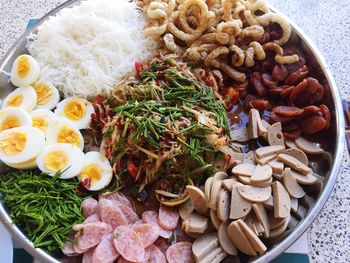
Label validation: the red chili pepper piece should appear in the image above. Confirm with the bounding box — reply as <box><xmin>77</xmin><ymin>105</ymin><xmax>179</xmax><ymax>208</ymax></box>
<box><xmin>127</xmin><ymin>159</ymin><xmax>140</xmax><ymax>181</ymax></box>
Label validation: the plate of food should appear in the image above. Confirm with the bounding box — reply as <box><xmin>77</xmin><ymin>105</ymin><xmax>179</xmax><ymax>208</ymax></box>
<box><xmin>0</xmin><ymin>0</ymin><xmax>344</xmax><ymax>262</ymax></box>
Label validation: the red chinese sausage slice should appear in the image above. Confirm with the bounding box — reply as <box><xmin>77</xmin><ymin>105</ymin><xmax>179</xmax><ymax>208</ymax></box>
<box><xmin>159</xmin><ymin>205</ymin><xmax>179</xmax><ymax>231</ymax></box>
<box><xmin>285</xmin><ymin>65</ymin><xmax>309</xmax><ymax>86</ymax></box>
<box><xmin>251</xmin><ymin>99</ymin><xmax>271</xmax><ymax>111</ymax></box>
<box><xmin>82</xmin><ymin>248</ymin><xmax>95</xmax><ymax>263</ymax></box>
<box><xmin>232</xmin><ymin>79</ymin><xmax>249</xmax><ymax>91</ymax></box>
<box><xmin>84</xmin><ymin>213</ymin><xmax>100</xmax><ymax>223</ymax></box>
<box><xmin>300</xmin><ymin>105</ymin><xmax>321</xmax><ymax>119</ymax></box>
<box><xmin>283</xmin><ymin>129</ymin><xmax>301</xmax><ymax>140</ymax></box>
<box><xmin>272</xmin><ymin>64</ymin><xmax>288</xmax><ymax>82</ymax></box>
<box><xmin>300</xmin><ymin>116</ymin><xmax>327</xmax><ymax>134</ymax></box>
<box><xmin>289</xmin><ymin>79</ymin><xmax>307</xmax><ymax>104</ymax></box>
<box><xmin>262</xmin><ymin>73</ymin><xmax>278</xmax><ymax>89</ymax></box>
<box><xmin>272</xmin><ymin>106</ymin><xmax>304</xmax><ymax>117</ymax></box>
<box><xmin>244</xmin><ymin>94</ymin><xmax>257</xmax><ymax>110</ymax></box>
<box><xmin>251</xmin><ymin>72</ymin><xmax>267</xmax><ymax>96</ymax></box>
<box><xmin>132</xmin><ymin>223</ymin><xmax>160</xmax><ymax>248</ymax></box>
<box><xmin>270</xmin><ymin>112</ymin><xmax>294</xmax><ymax>124</ymax></box>
<box><xmin>280</xmin><ymin>86</ymin><xmax>294</xmax><ymax>98</ymax></box>
<box><xmin>62</xmin><ymin>241</ymin><xmax>79</xmax><ymax>257</ymax></box>
<box><xmin>166</xmin><ymin>242</ymin><xmax>194</xmax><ymax>263</ymax></box>
<box><xmin>147</xmin><ymin>244</ymin><xmax>167</xmax><ymax>263</ymax></box>
<box><xmin>142</xmin><ymin>210</ymin><xmax>173</xmax><ymax>238</ymax></box>
<box><xmin>320</xmin><ymin>104</ymin><xmax>330</xmax><ymax>129</ymax></box>
<box><xmin>93</xmin><ymin>233</ymin><xmax>120</xmax><ymax>263</ymax></box>
<box><xmin>98</xmin><ymin>199</ymin><xmax>128</xmax><ymax>228</ymax></box>
<box><xmin>307</xmin><ymin>78</ymin><xmax>324</xmax><ymax>104</ymax></box>
<box><xmin>82</xmin><ymin>198</ymin><xmax>98</xmax><ymax>218</ymax></box>
<box><xmin>112</xmin><ymin>226</ymin><xmax>145</xmax><ymax>262</ymax></box>
<box><xmin>73</xmin><ymin>222</ymin><xmax>111</xmax><ymax>251</ymax></box>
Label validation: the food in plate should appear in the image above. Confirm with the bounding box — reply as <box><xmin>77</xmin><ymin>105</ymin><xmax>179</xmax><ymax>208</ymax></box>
<box><xmin>10</xmin><ymin>54</ymin><xmax>40</xmax><ymax>87</ymax></box>
<box><xmin>0</xmin><ymin>0</ymin><xmax>335</xmax><ymax>261</ymax></box>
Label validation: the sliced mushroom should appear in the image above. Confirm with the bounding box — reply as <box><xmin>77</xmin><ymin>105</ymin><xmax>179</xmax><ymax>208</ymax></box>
<box><xmin>248</xmin><ymin>109</ymin><xmax>259</xmax><ymax>139</ymax></box>
<box><xmin>243</xmin><ymin>151</ymin><xmax>256</xmax><ymax>164</ymax></box>
<box><xmin>268</xmin><ymin>159</ymin><xmax>284</xmax><ymax>175</ymax></box>
<box><xmin>227</xmin><ymin>220</ymin><xmax>257</xmax><ymax>256</ymax></box>
<box><xmin>282</xmin><ymin>168</ymin><xmax>305</xmax><ymax>198</ymax></box>
<box><xmin>179</xmin><ymin>198</ymin><xmax>195</xmax><ymax>220</ymax></box>
<box><xmin>272</xmin><ymin>181</ymin><xmax>291</xmax><ymax>218</ymax></box>
<box><xmin>232</xmin><ymin>163</ymin><xmax>256</xmax><ymax>177</ymax></box>
<box><xmin>218</xmin><ymin>222</ymin><xmax>238</xmax><ymax>255</ymax></box>
<box><xmin>230</xmin><ymin>183</ymin><xmax>252</xmax><ymax>219</ymax></box>
<box><xmin>204</xmin><ymin>177</ymin><xmax>214</xmax><ymax>204</ymax></box>
<box><xmin>295</xmin><ymin>136</ymin><xmax>324</xmax><ymax>154</ymax></box>
<box><xmin>217</xmin><ymin>189</ymin><xmax>230</xmax><ymax>222</ymax></box>
<box><xmin>252</xmin><ymin>203</ymin><xmax>270</xmax><ymax>238</ymax></box>
<box><xmin>277</xmin><ymin>153</ymin><xmax>311</xmax><ymax>175</ymax></box>
<box><xmin>268</xmin><ymin>122</ymin><xmax>284</xmax><ymax>146</ymax></box>
<box><xmin>213</xmin><ymin>171</ymin><xmax>228</xmax><ymax>181</ymax></box>
<box><xmin>237</xmin><ymin>219</ymin><xmax>267</xmax><ymax>254</ymax></box>
<box><xmin>200</xmin><ymin>247</ymin><xmax>227</xmax><ymax>263</ymax></box>
<box><xmin>290</xmin><ymin>197</ymin><xmax>298</xmax><ymax>213</ymax></box>
<box><xmin>222</xmin><ymin>178</ymin><xmax>238</xmax><ymax>191</ymax></box>
<box><xmin>209</xmin><ymin>180</ymin><xmax>223</xmax><ymax>211</ymax></box>
<box><xmin>285</xmin><ymin>139</ymin><xmax>297</xmax><ymax>148</ymax></box>
<box><xmin>255</xmin><ymin>153</ymin><xmax>277</xmax><ymax>165</ymax></box>
<box><xmin>250</xmin><ymin>177</ymin><xmax>273</xmax><ymax>187</ymax></box>
<box><xmin>256</xmin><ymin>145</ymin><xmax>285</xmax><ymax>159</ymax></box>
<box><xmin>263</xmin><ymin>195</ymin><xmax>274</xmax><ymax>210</ymax></box>
<box><xmin>230</xmin><ymin>128</ymin><xmax>250</xmax><ymax>142</ymax></box>
<box><xmin>250</xmin><ymin>164</ymin><xmax>273</xmax><ymax>183</ymax></box>
<box><xmin>237</xmin><ymin>185</ymin><xmax>272</xmax><ymax>203</ymax></box>
<box><xmin>192</xmin><ymin>232</ymin><xmax>219</xmax><ymax>262</ymax></box>
<box><xmin>186</xmin><ymin>185</ymin><xmax>208</xmax><ymax>215</ymax></box>
<box><xmin>291</xmin><ymin>170</ymin><xmax>317</xmax><ymax>185</ymax></box>
<box><xmin>182</xmin><ymin>212</ymin><xmax>208</xmax><ymax>233</ymax></box>
<box><xmin>282</xmin><ymin>148</ymin><xmax>308</xmax><ymax>165</ymax></box>
<box><xmin>269</xmin><ymin>215</ymin><xmax>290</xmax><ymax>238</ymax></box>
<box><xmin>210</xmin><ymin>208</ymin><xmax>222</xmax><ymax>230</ymax></box>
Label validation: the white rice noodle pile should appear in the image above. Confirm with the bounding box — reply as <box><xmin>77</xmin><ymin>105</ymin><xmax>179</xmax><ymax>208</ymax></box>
<box><xmin>27</xmin><ymin>0</ymin><xmax>158</xmax><ymax>98</ymax></box>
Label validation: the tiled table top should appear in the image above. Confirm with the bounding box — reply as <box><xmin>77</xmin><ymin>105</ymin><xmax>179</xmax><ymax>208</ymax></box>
<box><xmin>1</xmin><ymin>0</ymin><xmax>350</xmax><ymax>262</ymax></box>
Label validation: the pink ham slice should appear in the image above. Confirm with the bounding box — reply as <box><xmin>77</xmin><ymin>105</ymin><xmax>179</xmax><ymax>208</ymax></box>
<box><xmin>158</xmin><ymin>205</ymin><xmax>179</xmax><ymax>230</ymax></box>
<box><xmin>116</xmin><ymin>201</ymin><xmax>139</xmax><ymax>224</ymax></box>
<box><xmin>92</xmin><ymin>233</ymin><xmax>119</xmax><ymax>263</ymax></box>
<box><xmin>82</xmin><ymin>247</ymin><xmax>95</xmax><ymax>263</ymax></box>
<box><xmin>98</xmin><ymin>199</ymin><xmax>128</xmax><ymax>228</ymax></box>
<box><xmin>84</xmin><ymin>213</ymin><xmax>100</xmax><ymax>224</ymax></box>
<box><xmin>62</xmin><ymin>241</ymin><xmax>79</xmax><ymax>257</ymax></box>
<box><xmin>99</xmin><ymin>192</ymin><xmax>132</xmax><ymax>206</ymax></box>
<box><xmin>117</xmin><ymin>248</ymin><xmax>150</xmax><ymax>263</ymax></box>
<box><xmin>142</xmin><ymin>211</ymin><xmax>172</xmax><ymax>239</ymax></box>
<box><xmin>147</xmin><ymin>244</ymin><xmax>167</xmax><ymax>263</ymax></box>
<box><xmin>82</xmin><ymin>198</ymin><xmax>98</xmax><ymax>218</ymax></box>
<box><xmin>166</xmin><ymin>242</ymin><xmax>194</xmax><ymax>263</ymax></box>
<box><xmin>73</xmin><ymin>222</ymin><xmax>111</xmax><ymax>251</ymax></box>
<box><xmin>112</xmin><ymin>226</ymin><xmax>145</xmax><ymax>262</ymax></box>
<box><xmin>131</xmin><ymin>223</ymin><xmax>159</xmax><ymax>248</ymax></box>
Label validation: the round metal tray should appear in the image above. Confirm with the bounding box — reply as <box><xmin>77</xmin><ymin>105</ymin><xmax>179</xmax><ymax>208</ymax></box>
<box><xmin>0</xmin><ymin>1</ymin><xmax>345</xmax><ymax>262</ymax></box>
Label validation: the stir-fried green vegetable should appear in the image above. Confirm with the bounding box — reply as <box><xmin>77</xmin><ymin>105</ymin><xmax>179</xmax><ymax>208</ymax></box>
<box><xmin>0</xmin><ymin>169</ymin><xmax>84</xmax><ymax>253</ymax></box>
<box><xmin>91</xmin><ymin>55</ymin><xmax>237</xmax><ymax>191</ymax></box>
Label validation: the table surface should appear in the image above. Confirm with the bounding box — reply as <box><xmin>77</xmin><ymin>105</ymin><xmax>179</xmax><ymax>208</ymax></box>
<box><xmin>0</xmin><ymin>0</ymin><xmax>350</xmax><ymax>262</ymax></box>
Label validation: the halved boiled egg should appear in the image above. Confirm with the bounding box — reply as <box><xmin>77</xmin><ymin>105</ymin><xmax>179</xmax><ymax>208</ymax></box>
<box><xmin>78</xmin><ymin>151</ymin><xmax>113</xmax><ymax>191</ymax></box>
<box><xmin>46</xmin><ymin>118</ymin><xmax>84</xmax><ymax>150</ymax></box>
<box><xmin>31</xmin><ymin>109</ymin><xmax>55</xmax><ymax>132</ymax></box>
<box><xmin>10</xmin><ymin>54</ymin><xmax>40</xmax><ymax>87</ymax></box>
<box><xmin>1</xmin><ymin>86</ymin><xmax>37</xmax><ymax>112</ymax></box>
<box><xmin>33</xmin><ymin>81</ymin><xmax>60</xmax><ymax>110</ymax></box>
<box><xmin>36</xmin><ymin>143</ymin><xmax>84</xmax><ymax>179</ymax></box>
<box><xmin>54</xmin><ymin>98</ymin><xmax>94</xmax><ymax>129</ymax></box>
<box><xmin>0</xmin><ymin>107</ymin><xmax>32</xmax><ymax>131</ymax></box>
<box><xmin>0</xmin><ymin>126</ymin><xmax>45</xmax><ymax>165</ymax></box>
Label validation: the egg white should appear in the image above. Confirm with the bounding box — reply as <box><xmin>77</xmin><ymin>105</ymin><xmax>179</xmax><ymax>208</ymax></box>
<box><xmin>2</xmin><ymin>86</ymin><xmax>37</xmax><ymax>112</ymax></box>
<box><xmin>79</xmin><ymin>151</ymin><xmax>113</xmax><ymax>191</ymax></box>
<box><xmin>36</xmin><ymin>143</ymin><xmax>84</xmax><ymax>179</ymax></box>
<box><xmin>10</xmin><ymin>55</ymin><xmax>40</xmax><ymax>87</ymax></box>
<box><xmin>45</xmin><ymin>117</ymin><xmax>84</xmax><ymax>150</ymax></box>
<box><xmin>0</xmin><ymin>107</ymin><xmax>32</xmax><ymax>131</ymax></box>
<box><xmin>31</xmin><ymin>109</ymin><xmax>55</xmax><ymax>133</ymax></box>
<box><xmin>54</xmin><ymin>98</ymin><xmax>94</xmax><ymax>129</ymax></box>
<box><xmin>33</xmin><ymin>81</ymin><xmax>60</xmax><ymax>110</ymax></box>
<box><xmin>0</xmin><ymin>126</ymin><xmax>45</xmax><ymax>164</ymax></box>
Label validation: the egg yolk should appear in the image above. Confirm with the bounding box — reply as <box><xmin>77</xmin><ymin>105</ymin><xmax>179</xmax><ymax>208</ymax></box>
<box><xmin>44</xmin><ymin>150</ymin><xmax>69</xmax><ymax>171</ymax></box>
<box><xmin>63</xmin><ymin>99</ymin><xmax>86</xmax><ymax>121</ymax></box>
<box><xmin>57</xmin><ymin>125</ymin><xmax>80</xmax><ymax>147</ymax></box>
<box><xmin>1</xmin><ymin>116</ymin><xmax>21</xmax><ymax>131</ymax></box>
<box><xmin>0</xmin><ymin>132</ymin><xmax>26</xmax><ymax>155</ymax></box>
<box><xmin>33</xmin><ymin>83</ymin><xmax>52</xmax><ymax>105</ymax></box>
<box><xmin>80</xmin><ymin>164</ymin><xmax>102</xmax><ymax>185</ymax></box>
<box><xmin>17</xmin><ymin>56</ymin><xmax>30</xmax><ymax>78</ymax></box>
<box><xmin>6</xmin><ymin>94</ymin><xmax>23</xmax><ymax>107</ymax></box>
<box><xmin>32</xmin><ymin>116</ymin><xmax>49</xmax><ymax>132</ymax></box>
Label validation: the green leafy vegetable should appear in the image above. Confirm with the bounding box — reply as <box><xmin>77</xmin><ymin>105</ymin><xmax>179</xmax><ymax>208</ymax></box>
<box><xmin>0</xmin><ymin>169</ymin><xmax>84</xmax><ymax>253</ymax></box>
